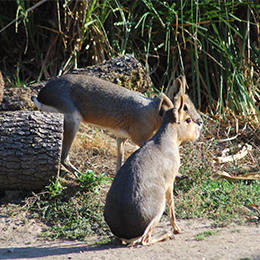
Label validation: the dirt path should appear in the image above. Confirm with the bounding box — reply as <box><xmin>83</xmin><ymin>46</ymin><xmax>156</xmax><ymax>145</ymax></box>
<box><xmin>1</xmin><ymin>216</ymin><xmax>260</xmax><ymax>260</ymax></box>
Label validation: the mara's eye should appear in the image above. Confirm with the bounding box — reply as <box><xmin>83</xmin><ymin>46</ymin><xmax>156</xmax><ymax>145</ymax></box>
<box><xmin>184</xmin><ymin>104</ymin><xmax>188</xmax><ymax>111</ymax></box>
<box><xmin>186</xmin><ymin>118</ymin><xmax>191</xmax><ymax>123</ymax></box>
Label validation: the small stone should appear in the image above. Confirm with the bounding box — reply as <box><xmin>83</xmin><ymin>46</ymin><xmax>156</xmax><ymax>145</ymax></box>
<box><xmin>8</xmin><ymin>247</ymin><xmax>14</xmax><ymax>253</ymax></box>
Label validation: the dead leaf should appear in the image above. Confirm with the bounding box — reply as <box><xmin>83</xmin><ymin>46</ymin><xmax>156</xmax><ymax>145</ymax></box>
<box><xmin>213</xmin><ymin>144</ymin><xmax>252</xmax><ymax>164</ymax></box>
<box><xmin>212</xmin><ymin>170</ymin><xmax>260</xmax><ymax>180</ymax></box>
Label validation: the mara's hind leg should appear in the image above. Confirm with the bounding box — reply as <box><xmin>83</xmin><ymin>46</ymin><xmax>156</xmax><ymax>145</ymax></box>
<box><xmin>140</xmin><ymin>212</ymin><xmax>173</xmax><ymax>246</ymax></box>
<box><xmin>142</xmin><ymin>229</ymin><xmax>173</xmax><ymax>246</ymax></box>
<box><xmin>116</xmin><ymin>137</ymin><xmax>127</xmax><ymax>173</ymax></box>
<box><xmin>141</xmin><ymin>221</ymin><xmax>173</xmax><ymax>246</ymax></box>
<box><xmin>61</xmin><ymin>111</ymin><xmax>82</xmax><ymax>175</ymax></box>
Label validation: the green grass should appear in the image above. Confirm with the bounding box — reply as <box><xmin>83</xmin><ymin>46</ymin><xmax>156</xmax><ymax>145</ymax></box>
<box><xmin>175</xmin><ymin>178</ymin><xmax>260</xmax><ymax>222</ymax></box>
<box><xmin>27</xmin><ymin>170</ymin><xmax>111</xmax><ymax>241</ymax></box>
<box><xmin>194</xmin><ymin>230</ymin><xmax>220</xmax><ymax>241</ymax></box>
<box><xmin>174</xmin><ymin>139</ymin><xmax>260</xmax><ymax>226</ymax></box>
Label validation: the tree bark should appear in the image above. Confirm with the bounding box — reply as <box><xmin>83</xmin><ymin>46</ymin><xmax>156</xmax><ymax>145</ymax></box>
<box><xmin>0</xmin><ymin>111</ymin><xmax>63</xmax><ymax>192</ymax></box>
<box><xmin>0</xmin><ymin>71</ymin><xmax>4</xmax><ymax>105</ymax></box>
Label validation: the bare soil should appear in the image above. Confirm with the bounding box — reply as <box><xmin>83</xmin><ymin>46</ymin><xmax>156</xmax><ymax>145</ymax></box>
<box><xmin>0</xmin><ymin>211</ymin><xmax>260</xmax><ymax>260</ymax></box>
<box><xmin>1</xmin><ymin>122</ymin><xmax>260</xmax><ymax>260</ymax></box>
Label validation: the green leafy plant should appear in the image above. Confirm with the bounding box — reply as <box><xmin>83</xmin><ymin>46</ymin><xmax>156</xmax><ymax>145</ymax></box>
<box><xmin>75</xmin><ymin>169</ymin><xmax>112</xmax><ymax>192</ymax></box>
<box><xmin>45</xmin><ymin>177</ymin><xmax>64</xmax><ymax>199</ymax></box>
<box><xmin>7</xmin><ymin>62</ymin><xmax>33</xmax><ymax>88</ymax></box>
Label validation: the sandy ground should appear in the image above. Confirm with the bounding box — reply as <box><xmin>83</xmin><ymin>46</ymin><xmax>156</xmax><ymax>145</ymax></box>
<box><xmin>0</xmin><ymin>211</ymin><xmax>260</xmax><ymax>260</ymax></box>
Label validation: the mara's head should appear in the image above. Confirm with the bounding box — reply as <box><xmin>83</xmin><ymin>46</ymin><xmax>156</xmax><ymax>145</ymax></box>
<box><xmin>167</xmin><ymin>76</ymin><xmax>203</xmax><ymax>133</ymax></box>
<box><xmin>165</xmin><ymin>95</ymin><xmax>202</xmax><ymax>145</ymax></box>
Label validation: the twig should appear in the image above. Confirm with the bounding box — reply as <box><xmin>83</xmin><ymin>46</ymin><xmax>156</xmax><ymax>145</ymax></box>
<box><xmin>217</xmin><ymin>135</ymin><xmax>238</xmax><ymax>143</ymax></box>
<box><xmin>198</xmin><ymin>111</ymin><xmax>215</xmax><ymax>122</ymax></box>
<box><xmin>213</xmin><ymin>144</ymin><xmax>252</xmax><ymax>164</ymax></box>
<box><xmin>0</xmin><ymin>0</ymin><xmax>48</xmax><ymax>34</ymax></box>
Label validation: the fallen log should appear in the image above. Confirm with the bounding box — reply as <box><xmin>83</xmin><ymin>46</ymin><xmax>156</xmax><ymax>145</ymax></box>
<box><xmin>0</xmin><ymin>111</ymin><xmax>63</xmax><ymax>192</ymax></box>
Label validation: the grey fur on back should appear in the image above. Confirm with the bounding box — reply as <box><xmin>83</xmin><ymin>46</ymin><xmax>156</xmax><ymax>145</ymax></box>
<box><xmin>37</xmin><ymin>74</ymin><xmax>159</xmax><ymax>127</ymax></box>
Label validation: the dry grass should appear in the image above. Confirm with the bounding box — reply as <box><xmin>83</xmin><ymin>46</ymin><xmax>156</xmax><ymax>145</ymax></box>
<box><xmin>66</xmin><ymin>113</ymin><xmax>260</xmax><ymax>182</ymax></box>
<box><xmin>68</xmin><ymin>124</ymin><xmax>138</xmax><ymax>178</ymax></box>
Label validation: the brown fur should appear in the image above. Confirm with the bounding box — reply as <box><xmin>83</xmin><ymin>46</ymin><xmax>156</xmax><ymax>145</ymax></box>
<box><xmin>32</xmin><ymin>74</ymin><xmax>202</xmax><ymax>174</ymax></box>
<box><xmin>104</xmin><ymin>95</ymin><xmax>202</xmax><ymax>246</ymax></box>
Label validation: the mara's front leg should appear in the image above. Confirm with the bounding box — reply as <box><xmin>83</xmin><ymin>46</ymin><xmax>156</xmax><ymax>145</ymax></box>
<box><xmin>166</xmin><ymin>181</ymin><xmax>181</xmax><ymax>234</ymax></box>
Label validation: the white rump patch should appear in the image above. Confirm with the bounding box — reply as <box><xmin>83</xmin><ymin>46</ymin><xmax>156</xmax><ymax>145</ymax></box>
<box><xmin>33</xmin><ymin>97</ymin><xmax>59</xmax><ymax>113</ymax></box>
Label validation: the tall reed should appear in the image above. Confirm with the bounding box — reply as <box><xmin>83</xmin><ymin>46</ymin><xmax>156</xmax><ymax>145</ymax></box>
<box><xmin>0</xmin><ymin>0</ymin><xmax>259</xmax><ymax>121</ymax></box>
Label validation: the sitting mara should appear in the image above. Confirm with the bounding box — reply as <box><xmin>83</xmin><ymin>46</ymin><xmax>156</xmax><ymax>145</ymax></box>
<box><xmin>104</xmin><ymin>93</ymin><xmax>202</xmax><ymax>246</ymax></box>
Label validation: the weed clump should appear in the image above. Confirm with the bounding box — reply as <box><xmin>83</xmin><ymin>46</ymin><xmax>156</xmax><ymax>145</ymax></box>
<box><xmin>28</xmin><ymin>170</ymin><xmax>111</xmax><ymax>240</ymax></box>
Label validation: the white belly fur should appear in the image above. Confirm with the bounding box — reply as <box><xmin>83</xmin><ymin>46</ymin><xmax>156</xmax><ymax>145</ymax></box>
<box><xmin>88</xmin><ymin>123</ymin><xmax>131</xmax><ymax>139</ymax></box>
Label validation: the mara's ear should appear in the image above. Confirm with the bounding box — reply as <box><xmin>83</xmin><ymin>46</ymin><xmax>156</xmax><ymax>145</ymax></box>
<box><xmin>175</xmin><ymin>95</ymin><xmax>184</xmax><ymax>124</ymax></box>
<box><xmin>166</xmin><ymin>75</ymin><xmax>187</xmax><ymax>101</ymax></box>
<box><xmin>159</xmin><ymin>93</ymin><xmax>174</xmax><ymax>117</ymax></box>
<box><xmin>178</xmin><ymin>75</ymin><xmax>187</xmax><ymax>92</ymax></box>
<box><xmin>171</xmin><ymin>108</ymin><xmax>179</xmax><ymax>124</ymax></box>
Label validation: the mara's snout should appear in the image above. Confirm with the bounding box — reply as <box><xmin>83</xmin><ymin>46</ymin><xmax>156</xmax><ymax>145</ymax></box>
<box><xmin>195</xmin><ymin>119</ymin><xmax>203</xmax><ymax>139</ymax></box>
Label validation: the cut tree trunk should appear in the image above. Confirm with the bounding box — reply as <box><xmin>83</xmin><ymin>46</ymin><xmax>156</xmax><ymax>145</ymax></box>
<box><xmin>0</xmin><ymin>111</ymin><xmax>63</xmax><ymax>192</ymax></box>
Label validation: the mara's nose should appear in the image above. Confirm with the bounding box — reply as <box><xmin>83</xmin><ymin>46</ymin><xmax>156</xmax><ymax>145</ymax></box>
<box><xmin>196</xmin><ymin>119</ymin><xmax>203</xmax><ymax>127</ymax></box>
